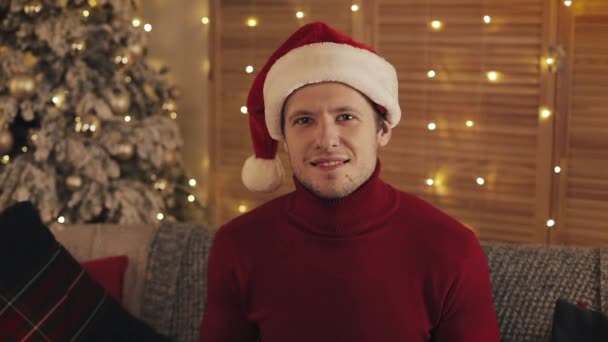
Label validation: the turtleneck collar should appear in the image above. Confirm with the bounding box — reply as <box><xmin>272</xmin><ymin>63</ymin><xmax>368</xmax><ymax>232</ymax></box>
<box><xmin>285</xmin><ymin>160</ymin><xmax>400</xmax><ymax>237</ymax></box>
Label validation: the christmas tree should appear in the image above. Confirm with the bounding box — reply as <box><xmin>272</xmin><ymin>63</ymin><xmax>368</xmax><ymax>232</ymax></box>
<box><xmin>0</xmin><ymin>0</ymin><xmax>206</xmax><ymax>225</ymax></box>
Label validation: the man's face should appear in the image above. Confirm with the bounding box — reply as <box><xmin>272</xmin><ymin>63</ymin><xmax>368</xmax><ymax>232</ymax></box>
<box><xmin>282</xmin><ymin>82</ymin><xmax>392</xmax><ymax>199</ymax></box>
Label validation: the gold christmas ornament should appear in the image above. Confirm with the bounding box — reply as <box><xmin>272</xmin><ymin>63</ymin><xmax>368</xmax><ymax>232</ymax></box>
<box><xmin>51</xmin><ymin>88</ymin><xmax>68</xmax><ymax>110</ymax></box>
<box><xmin>115</xmin><ymin>142</ymin><xmax>135</xmax><ymax>160</ymax></box>
<box><xmin>162</xmin><ymin>149</ymin><xmax>178</xmax><ymax>166</ymax></box>
<box><xmin>0</xmin><ymin>130</ymin><xmax>14</xmax><ymax>155</ymax></box>
<box><xmin>143</xmin><ymin>83</ymin><xmax>156</xmax><ymax>99</ymax></box>
<box><xmin>23</xmin><ymin>1</ymin><xmax>44</xmax><ymax>17</ymax></box>
<box><xmin>128</xmin><ymin>43</ymin><xmax>145</xmax><ymax>60</ymax></box>
<box><xmin>154</xmin><ymin>178</ymin><xmax>169</xmax><ymax>193</ymax></box>
<box><xmin>162</xmin><ymin>99</ymin><xmax>177</xmax><ymax>112</ymax></box>
<box><xmin>75</xmin><ymin>113</ymin><xmax>102</xmax><ymax>138</ymax></box>
<box><xmin>24</xmin><ymin>52</ymin><xmax>38</xmax><ymax>67</ymax></box>
<box><xmin>70</xmin><ymin>40</ymin><xmax>86</xmax><ymax>55</ymax></box>
<box><xmin>27</xmin><ymin>129</ymin><xmax>39</xmax><ymax>146</ymax></box>
<box><xmin>108</xmin><ymin>91</ymin><xmax>131</xmax><ymax>114</ymax></box>
<box><xmin>8</xmin><ymin>75</ymin><xmax>37</xmax><ymax>100</ymax></box>
<box><xmin>65</xmin><ymin>174</ymin><xmax>83</xmax><ymax>191</ymax></box>
<box><xmin>113</xmin><ymin>48</ymin><xmax>134</xmax><ymax>71</ymax></box>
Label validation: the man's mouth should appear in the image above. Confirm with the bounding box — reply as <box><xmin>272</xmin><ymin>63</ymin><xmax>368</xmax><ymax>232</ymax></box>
<box><xmin>310</xmin><ymin>159</ymin><xmax>350</xmax><ymax>167</ymax></box>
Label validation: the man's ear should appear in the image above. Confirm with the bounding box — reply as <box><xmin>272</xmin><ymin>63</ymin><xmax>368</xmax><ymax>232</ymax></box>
<box><xmin>283</xmin><ymin>139</ymin><xmax>289</xmax><ymax>153</ymax></box>
<box><xmin>377</xmin><ymin>120</ymin><xmax>392</xmax><ymax>147</ymax></box>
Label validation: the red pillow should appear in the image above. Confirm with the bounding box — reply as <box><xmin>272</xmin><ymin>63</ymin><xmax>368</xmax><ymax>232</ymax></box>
<box><xmin>82</xmin><ymin>255</ymin><xmax>129</xmax><ymax>302</ymax></box>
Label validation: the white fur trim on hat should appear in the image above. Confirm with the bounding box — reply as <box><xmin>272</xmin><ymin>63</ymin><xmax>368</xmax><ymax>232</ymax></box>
<box><xmin>263</xmin><ymin>42</ymin><xmax>401</xmax><ymax>141</ymax></box>
<box><xmin>241</xmin><ymin>155</ymin><xmax>285</xmax><ymax>192</ymax></box>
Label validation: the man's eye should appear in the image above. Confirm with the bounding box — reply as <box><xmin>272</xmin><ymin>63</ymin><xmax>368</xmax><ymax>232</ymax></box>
<box><xmin>294</xmin><ymin>117</ymin><xmax>312</xmax><ymax>125</ymax></box>
<box><xmin>338</xmin><ymin>114</ymin><xmax>355</xmax><ymax>121</ymax></box>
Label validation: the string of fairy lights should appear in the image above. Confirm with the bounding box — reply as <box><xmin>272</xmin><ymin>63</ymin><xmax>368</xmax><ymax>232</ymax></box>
<box><xmin>108</xmin><ymin>1</ymin><xmax>572</xmax><ymax>222</ymax></box>
<box><xmin>418</xmin><ymin>0</ymin><xmax>572</xmax><ymax>230</ymax></box>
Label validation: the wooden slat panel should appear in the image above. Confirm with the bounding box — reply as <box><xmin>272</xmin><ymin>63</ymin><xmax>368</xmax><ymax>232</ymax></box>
<box><xmin>377</xmin><ymin>0</ymin><xmax>545</xmax><ymax>243</ymax></box>
<box><xmin>554</xmin><ymin>9</ymin><xmax>608</xmax><ymax>246</ymax></box>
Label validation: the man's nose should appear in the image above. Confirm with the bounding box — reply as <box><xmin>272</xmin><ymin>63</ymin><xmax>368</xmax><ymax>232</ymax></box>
<box><xmin>315</xmin><ymin>117</ymin><xmax>340</xmax><ymax>150</ymax></box>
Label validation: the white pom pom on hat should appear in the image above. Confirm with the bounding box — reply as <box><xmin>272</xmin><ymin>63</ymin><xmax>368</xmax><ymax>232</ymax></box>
<box><xmin>242</xmin><ymin>21</ymin><xmax>401</xmax><ymax>192</ymax></box>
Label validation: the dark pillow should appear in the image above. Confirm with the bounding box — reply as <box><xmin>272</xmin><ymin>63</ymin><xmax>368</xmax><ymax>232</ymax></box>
<box><xmin>0</xmin><ymin>201</ymin><xmax>172</xmax><ymax>341</ymax></box>
<box><xmin>551</xmin><ymin>298</ymin><xmax>608</xmax><ymax>342</ymax></box>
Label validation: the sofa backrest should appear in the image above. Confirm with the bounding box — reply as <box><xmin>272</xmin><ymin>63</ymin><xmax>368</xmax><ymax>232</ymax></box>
<box><xmin>53</xmin><ymin>222</ymin><xmax>608</xmax><ymax>342</ymax></box>
<box><xmin>51</xmin><ymin>223</ymin><xmax>158</xmax><ymax>318</ymax></box>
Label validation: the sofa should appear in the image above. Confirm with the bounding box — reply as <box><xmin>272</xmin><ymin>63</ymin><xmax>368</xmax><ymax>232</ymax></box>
<box><xmin>50</xmin><ymin>222</ymin><xmax>608</xmax><ymax>342</ymax></box>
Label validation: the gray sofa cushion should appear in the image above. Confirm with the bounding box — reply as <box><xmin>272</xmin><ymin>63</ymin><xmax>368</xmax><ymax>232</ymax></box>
<box><xmin>139</xmin><ymin>224</ymin><xmax>608</xmax><ymax>342</ymax></box>
<box><xmin>141</xmin><ymin>222</ymin><xmax>214</xmax><ymax>342</ymax></box>
<box><xmin>482</xmin><ymin>242</ymin><xmax>608</xmax><ymax>342</ymax></box>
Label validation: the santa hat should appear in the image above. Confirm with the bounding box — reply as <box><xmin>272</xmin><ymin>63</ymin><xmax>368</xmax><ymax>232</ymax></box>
<box><xmin>242</xmin><ymin>21</ymin><xmax>401</xmax><ymax>192</ymax></box>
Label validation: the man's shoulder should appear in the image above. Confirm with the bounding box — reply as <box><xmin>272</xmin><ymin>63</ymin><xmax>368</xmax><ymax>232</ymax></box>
<box><xmin>217</xmin><ymin>192</ymin><xmax>291</xmax><ymax>237</ymax></box>
<box><xmin>392</xmin><ymin>188</ymin><xmax>478</xmax><ymax>250</ymax></box>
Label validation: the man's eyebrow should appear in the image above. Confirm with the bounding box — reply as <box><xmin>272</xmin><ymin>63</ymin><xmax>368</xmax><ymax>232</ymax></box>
<box><xmin>330</xmin><ymin>106</ymin><xmax>359</xmax><ymax>114</ymax></box>
<box><xmin>286</xmin><ymin>109</ymin><xmax>314</xmax><ymax>120</ymax></box>
<box><xmin>286</xmin><ymin>106</ymin><xmax>360</xmax><ymax>120</ymax></box>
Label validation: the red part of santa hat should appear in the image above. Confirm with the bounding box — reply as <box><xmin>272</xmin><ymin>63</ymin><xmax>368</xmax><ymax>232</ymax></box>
<box><xmin>242</xmin><ymin>21</ymin><xmax>401</xmax><ymax>192</ymax></box>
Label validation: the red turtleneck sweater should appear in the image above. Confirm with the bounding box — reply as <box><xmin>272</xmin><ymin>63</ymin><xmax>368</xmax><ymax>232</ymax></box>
<box><xmin>200</xmin><ymin>164</ymin><xmax>500</xmax><ymax>341</ymax></box>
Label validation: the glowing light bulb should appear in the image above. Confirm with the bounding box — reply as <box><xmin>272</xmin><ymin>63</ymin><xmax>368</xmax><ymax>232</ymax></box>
<box><xmin>57</xmin><ymin>216</ymin><xmax>66</xmax><ymax>224</ymax></box>
<box><xmin>426</xmin><ymin>178</ymin><xmax>435</xmax><ymax>186</ymax></box>
<box><xmin>466</xmin><ymin>120</ymin><xmax>475</xmax><ymax>127</ymax></box>
<box><xmin>431</xmin><ymin>20</ymin><xmax>442</xmax><ymax>30</ymax></box>
<box><xmin>82</xmin><ymin>9</ymin><xmax>90</xmax><ymax>17</ymax></box>
<box><xmin>483</xmin><ymin>15</ymin><xmax>491</xmax><ymax>24</ymax></box>
<box><xmin>170</xmin><ymin>112</ymin><xmax>178</xmax><ymax>120</ymax></box>
<box><xmin>427</xmin><ymin>122</ymin><xmax>437</xmax><ymax>131</ymax></box>
<box><xmin>246</xmin><ymin>17</ymin><xmax>258</xmax><ymax>27</ymax></box>
<box><xmin>156</xmin><ymin>212</ymin><xmax>165</xmax><ymax>221</ymax></box>
<box><xmin>21</xmin><ymin>146</ymin><xmax>27</xmax><ymax>153</ymax></box>
<box><xmin>540</xmin><ymin>108</ymin><xmax>552</xmax><ymax>119</ymax></box>
<box><xmin>187</xmin><ymin>195</ymin><xmax>196</xmax><ymax>203</ymax></box>
<box><xmin>547</xmin><ymin>219</ymin><xmax>556</xmax><ymax>227</ymax></box>
<box><xmin>246</xmin><ymin>65</ymin><xmax>254</xmax><ymax>74</ymax></box>
<box><xmin>124</xmin><ymin>115</ymin><xmax>131</xmax><ymax>122</ymax></box>
<box><xmin>476</xmin><ymin>177</ymin><xmax>485</xmax><ymax>186</ymax></box>
<box><xmin>554</xmin><ymin>166</ymin><xmax>562</xmax><ymax>174</ymax></box>
<box><xmin>238</xmin><ymin>204</ymin><xmax>248</xmax><ymax>213</ymax></box>
<box><xmin>351</xmin><ymin>4</ymin><xmax>359</xmax><ymax>12</ymax></box>
<box><xmin>189</xmin><ymin>178</ymin><xmax>197</xmax><ymax>187</ymax></box>
<box><xmin>1</xmin><ymin>155</ymin><xmax>9</xmax><ymax>164</ymax></box>
<box><xmin>51</xmin><ymin>92</ymin><xmax>65</xmax><ymax>107</ymax></box>
<box><xmin>545</xmin><ymin>57</ymin><xmax>555</xmax><ymax>65</ymax></box>
<box><xmin>427</xmin><ymin>70</ymin><xmax>436</xmax><ymax>78</ymax></box>
<box><xmin>564</xmin><ymin>0</ymin><xmax>572</xmax><ymax>6</ymax></box>
<box><xmin>486</xmin><ymin>71</ymin><xmax>499</xmax><ymax>82</ymax></box>
<box><xmin>144</xmin><ymin>23</ymin><xmax>152</xmax><ymax>32</ymax></box>
<box><xmin>132</xmin><ymin>18</ymin><xmax>141</xmax><ymax>27</ymax></box>
<box><xmin>201</xmin><ymin>17</ymin><xmax>210</xmax><ymax>25</ymax></box>
<box><xmin>296</xmin><ymin>11</ymin><xmax>304</xmax><ymax>18</ymax></box>
<box><xmin>240</xmin><ymin>106</ymin><xmax>248</xmax><ymax>114</ymax></box>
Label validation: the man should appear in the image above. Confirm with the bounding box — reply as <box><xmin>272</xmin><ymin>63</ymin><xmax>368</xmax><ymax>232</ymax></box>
<box><xmin>200</xmin><ymin>22</ymin><xmax>500</xmax><ymax>341</ymax></box>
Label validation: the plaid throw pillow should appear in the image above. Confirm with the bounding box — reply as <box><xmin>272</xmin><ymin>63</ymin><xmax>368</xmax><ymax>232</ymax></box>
<box><xmin>0</xmin><ymin>201</ymin><xmax>171</xmax><ymax>341</ymax></box>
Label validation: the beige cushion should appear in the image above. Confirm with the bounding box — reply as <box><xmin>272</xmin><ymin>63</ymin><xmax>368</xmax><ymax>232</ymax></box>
<box><xmin>50</xmin><ymin>224</ymin><xmax>157</xmax><ymax>318</ymax></box>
